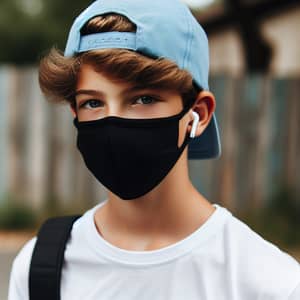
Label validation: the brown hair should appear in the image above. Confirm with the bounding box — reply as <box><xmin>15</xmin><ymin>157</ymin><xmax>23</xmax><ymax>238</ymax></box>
<box><xmin>38</xmin><ymin>14</ymin><xmax>200</xmax><ymax>111</ymax></box>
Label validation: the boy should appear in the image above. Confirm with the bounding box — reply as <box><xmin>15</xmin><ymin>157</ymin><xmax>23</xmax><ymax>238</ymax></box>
<box><xmin>8</xmin><ymin>0</ymin><xmax>300</xmax><ymax>299</ymax></box>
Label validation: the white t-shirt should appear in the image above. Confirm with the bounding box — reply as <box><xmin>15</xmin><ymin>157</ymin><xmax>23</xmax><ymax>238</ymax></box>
<box><xmin>8</xmin><ymin>200</ymin><xmax>300</xmax><ymax>300</ymax></box>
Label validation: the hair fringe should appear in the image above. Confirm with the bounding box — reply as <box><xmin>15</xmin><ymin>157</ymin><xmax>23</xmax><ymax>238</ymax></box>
<box><xmin>38</xmin><ymin>14</ymin><xmax>200</xmax><ymax>109</ymax></box>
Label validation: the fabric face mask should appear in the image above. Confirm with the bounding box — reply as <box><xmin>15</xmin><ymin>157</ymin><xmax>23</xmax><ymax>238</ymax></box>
<box><xmin>73</xmin><ymin>104</ymin><xmax>194</xmax><ymax>200</ymax></box>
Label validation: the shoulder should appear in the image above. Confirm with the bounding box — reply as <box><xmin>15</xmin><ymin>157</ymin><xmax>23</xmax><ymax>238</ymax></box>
<box><xmin>11</xmin><ymin>236</ymin><xmax>37</xmax><ymax>281</ymax></box>
<box><xmin>8</xmin><ymin>237</ymin><xmax>37</xmax><ymax>300</ymax></box>
<box><xmin>289</xmin><ymin>281</ymin><xmax>300</xmax><ymax>300</ymax></box>
<box><xmin>8</xmin><ymin>214</ymin><xmax>85</xmax><ymax>300</ymax></box>
<box><xmin>224</xmin><ymin>214</ymin><xmax>300</xmax><ymax>298</ymax></box>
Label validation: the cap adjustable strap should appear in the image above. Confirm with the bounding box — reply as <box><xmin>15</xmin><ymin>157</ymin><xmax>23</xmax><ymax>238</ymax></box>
<box><xmin>29</xmin><ymin>215</ymin><xmax>82</xmax><ymax>300</ymax></box>
<box><xmin>79</xmin><ymin>32</ymin><xmax>137</xmax><ymax>53</ymax></box>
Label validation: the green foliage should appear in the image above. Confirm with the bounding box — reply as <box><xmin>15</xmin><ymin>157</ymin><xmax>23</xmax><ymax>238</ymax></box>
<box><xmin>239</xmin><ymin>185</ymin><xmax>300</xmax><ymax>248</ymax></box>
<box><xmin>262</xmin><ymin>185</ymin><xmax>300</xmax><ymax>246</ymax></box>
<box><xmin>0</xmin><ymin>0</ymin><xmax>94</xmax><ymax>65</ymax></box>
<box><xmin>0</xmin><ymin>199</ymin><xmax>38</xmax><ymax>230</ymax></box>
<box><xmin>33</xmin><ymin>194</ymin><xmax>87</xmax><ymax>228</ymax></box>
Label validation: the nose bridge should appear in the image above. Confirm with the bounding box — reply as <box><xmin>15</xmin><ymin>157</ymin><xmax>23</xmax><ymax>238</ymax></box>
<box><xmin>106</xmin><ymin>98</ymin><xmax>123</xmax><ymax>117</ymax></box>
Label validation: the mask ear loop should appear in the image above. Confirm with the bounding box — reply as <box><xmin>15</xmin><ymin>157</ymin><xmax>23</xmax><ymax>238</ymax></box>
<box><xmin>190</xmin><ymin>111</ymin><xmax>199</xmax><ymax>138</ymax></box>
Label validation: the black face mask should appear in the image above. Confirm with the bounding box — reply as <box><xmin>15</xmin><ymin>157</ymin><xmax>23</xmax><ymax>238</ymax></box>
<box><xmin>73</xmin><ymin>104</ymin><xmax>193</xmax><ymax>200</ymax></box>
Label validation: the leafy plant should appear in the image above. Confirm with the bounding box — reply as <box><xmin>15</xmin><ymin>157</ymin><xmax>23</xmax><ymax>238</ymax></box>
<box><xmin>0</xmin><ymin>200</ymin><xmax>37</xmax><ymax>230</ymax></box>
<box><xmin>239</xmin><ymin>185</ymin><xmax>300</xmax><ymax>248</ymax></box>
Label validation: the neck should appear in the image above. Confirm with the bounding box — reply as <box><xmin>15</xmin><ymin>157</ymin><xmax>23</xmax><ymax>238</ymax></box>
<box><xmin>94</xmin><ymin>150</ymin><xmax>215</xmax><ymax>241</ymax></box>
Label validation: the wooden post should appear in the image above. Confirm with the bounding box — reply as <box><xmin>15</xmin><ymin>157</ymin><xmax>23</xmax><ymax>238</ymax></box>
<box><xmin>0</xmin><ymin>67</ymin><xmax>9</xmax><ymax>204</ymax></box>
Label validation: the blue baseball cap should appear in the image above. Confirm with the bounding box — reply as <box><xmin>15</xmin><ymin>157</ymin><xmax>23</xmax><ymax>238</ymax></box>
<box><xmin>64</xmin><ymin>0</ymin><xmax>221</xmax><ymax>159</ymax></box>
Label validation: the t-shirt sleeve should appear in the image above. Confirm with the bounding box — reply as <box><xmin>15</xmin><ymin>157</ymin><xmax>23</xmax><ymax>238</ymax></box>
<box><xmin>228</xmin><ymin>216</ymin><xmax>300</xmax><ymax>299</ymax></box>
<box><xmin>8</xmin><ymin>237</ymin><xmax>37</xmax><ymax>300</ymax></box>
<box><xmin>289</xmin><ymin>280</ymin><xmax>300</xmax><ymax>300</ymax></box>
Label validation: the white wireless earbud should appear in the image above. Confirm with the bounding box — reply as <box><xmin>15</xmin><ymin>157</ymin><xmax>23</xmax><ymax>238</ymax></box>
<box><xmin>190</xmin><ymin>111</ymin><xmax>199</xmax><ymax>138</ymax></box>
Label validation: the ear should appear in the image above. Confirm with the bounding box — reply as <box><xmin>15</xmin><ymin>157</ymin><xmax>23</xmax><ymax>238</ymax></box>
<box><xmin>69</xmin><ymin>103</ymin><xmax>77</xmax><ymax>118</ymax></box>
<box><xmin>187</xmin><ymin>91</ymin><xmax>216</xmax><ymax>138</ymax></box>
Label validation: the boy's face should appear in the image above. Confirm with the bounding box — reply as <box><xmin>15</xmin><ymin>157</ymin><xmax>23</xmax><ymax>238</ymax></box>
<box><xmin>72</xmin><ymin>64</ymin><xmax>184</xmax><ymax>122</ymax></box>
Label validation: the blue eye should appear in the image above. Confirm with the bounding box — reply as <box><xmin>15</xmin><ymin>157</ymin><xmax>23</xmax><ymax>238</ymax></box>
<box><xmin>135</xmin><ymin>96</ymin><xmax>157</xmax><ymax>105</ymax></box>
<box><xmin>80</xmin><ymin>99</ymin><xmax>102</xmax><ymax>109</ymax></box>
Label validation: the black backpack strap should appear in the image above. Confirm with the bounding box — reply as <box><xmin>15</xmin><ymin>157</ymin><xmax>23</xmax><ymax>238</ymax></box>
<box><xmin>29</xmin><ymin>214</ymin><xmax>82</xmax><ymax>300</ymax></box>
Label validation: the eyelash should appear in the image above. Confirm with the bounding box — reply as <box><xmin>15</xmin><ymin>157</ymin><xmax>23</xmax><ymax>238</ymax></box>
<box><xmin>133</xmin><ymin>95</ymin><xmax>159</xmax><ymax>105</ymax></box>
<box><xmin>79</xmin><ymin>99</ymin><xmax>102</xmax><ymax>109</ymax></box>
<box><xmin>79</xmin><ymin>95</ymin><xmax>159</xmax><ymax>109</ymax></box>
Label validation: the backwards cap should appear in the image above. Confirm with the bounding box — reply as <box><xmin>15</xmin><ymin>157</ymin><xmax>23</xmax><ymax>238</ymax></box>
<box><xmin>64</xmin><ymin>0</ymin><xmax>221</xmax><ymax>159</ymax></box>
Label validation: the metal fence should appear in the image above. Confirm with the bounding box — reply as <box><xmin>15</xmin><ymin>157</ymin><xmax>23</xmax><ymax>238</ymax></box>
<box><xmin>0</xmin><ymin>66</ymin><xmax>299</xmax><ymax>212</ymax></box>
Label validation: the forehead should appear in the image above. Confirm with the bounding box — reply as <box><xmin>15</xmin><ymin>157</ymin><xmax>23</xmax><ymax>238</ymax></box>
<box><xmin>77</xmin><ymin>50</ymin><xmax>153</xmax><ymax>88</ymax></box>
<box><xmin>75</xmin><ymin>63</ymin><xmax>182</xmax><ymax>100</ymax></box>
<box><xmin>76</xmin><ymin>64</ymin><xmax>131</xmax><ymax>89</ymax></box>
<box><xmin>75</xmin><ymin>47</ymin><xmax>195</xmax><ymax>98</ymax></box>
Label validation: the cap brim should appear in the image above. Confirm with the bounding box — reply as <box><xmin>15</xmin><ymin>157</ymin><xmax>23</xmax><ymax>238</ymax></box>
<box><xmin>188</xmin><ymin>113</ymin><xmax>221</xmax><ymax>160</ymax></box>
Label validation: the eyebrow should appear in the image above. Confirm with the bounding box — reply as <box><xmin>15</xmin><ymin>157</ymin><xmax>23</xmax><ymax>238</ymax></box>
<box><xmin>75</xmin><ymin>86</ymin><xmax>158</xmax><ymax>98</ymax></box>
<box><xmin>75</xmin><ymin>89</ymin><xmax>104</xmax><ymax>97</ymax></box>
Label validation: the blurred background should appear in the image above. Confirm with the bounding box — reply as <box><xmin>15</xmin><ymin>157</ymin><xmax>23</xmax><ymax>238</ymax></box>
<box><xmin>0</xmin><ymin>0</ymin><xmax>300</xmax><ymax>298</ymax></box>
